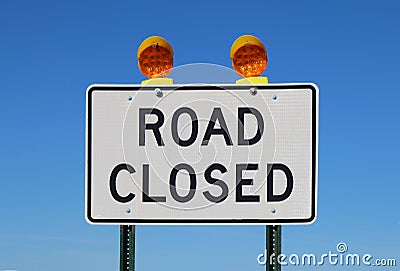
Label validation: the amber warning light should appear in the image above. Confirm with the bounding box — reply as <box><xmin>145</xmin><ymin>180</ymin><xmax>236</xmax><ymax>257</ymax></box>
<box><xmin>137</xmin><ymin>36</ymin><xmax>174</xmax><ymax>79</ymax></box>
<box><xmin>230</xmin><ymin>35</ymin><xmax>268</xmax><ymax>78</ymax></box>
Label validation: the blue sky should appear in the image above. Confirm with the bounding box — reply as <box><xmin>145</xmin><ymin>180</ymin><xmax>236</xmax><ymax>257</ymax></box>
<box><xmin>1</xmin><ymin>0</ymin><xmax>399</xmax><ymax>270</ymax></box>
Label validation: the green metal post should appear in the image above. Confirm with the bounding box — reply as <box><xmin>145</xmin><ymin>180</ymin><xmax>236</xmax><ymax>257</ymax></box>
<box><xmin>120</xmin><ymin>225</ymin><xmax>135</xmax><ymax>271</ymax></box>
<box><xmin>266</xmin><ymin>225</ymin><xmax>281</xmax><ymax>271</ymax></box>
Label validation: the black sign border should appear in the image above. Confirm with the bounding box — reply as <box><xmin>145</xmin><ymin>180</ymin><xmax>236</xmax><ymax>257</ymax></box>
<box><xmin>86</xmin><ymin>84</ymin><xmax>318</xmax><ymax>224</ymax></box>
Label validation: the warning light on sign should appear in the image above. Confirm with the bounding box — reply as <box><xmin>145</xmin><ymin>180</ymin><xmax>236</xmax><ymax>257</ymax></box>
<box><xmin>137</xmin><ymin>36</ymin><xmax>174</xmax><ymax>79</ymax></box>
<box><xmin>230</xmin><ymin>35</ymin><xmax>268</xmax><ymax>78</ymax></box>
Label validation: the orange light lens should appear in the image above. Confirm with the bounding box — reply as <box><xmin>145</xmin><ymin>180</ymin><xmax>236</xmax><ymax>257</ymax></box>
<box><xmin>232</xmin><ymin>44</ymin><xmax>267</xmax><ymax>77</ymax></box>
<box><xmin>138</xmin><ymin>45</ymin><xmax>173</xmax><ymax>78</ymax></box>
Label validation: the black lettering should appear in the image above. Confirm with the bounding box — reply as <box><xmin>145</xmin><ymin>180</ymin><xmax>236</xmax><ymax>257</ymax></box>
<box><xmin>139</xmin><ymin>108</ymin><xmax>165</xmax><ymax>146</ymax></box>
<box><xmin>238</xmin><ymin>107</ymin><xmax>264</xmax><ymax>145</ymax></box>
<box><xmin>203</xmin><ymin>163</ymin><xmax>229</xmax><ymax>203</ymax></box>
<box><xmin>169</xmin><ymin>164</ymin><xmax>197</xmax><ymax>203</ymax></box>
<box><xmin>202</xmin><ymin>107</ymin><xmax>233</xmax><ymax>146</ymax></box>
<box><xmin>142</xmin><ymin>164</ymin><xmax>166</xmax><ymax>202</ymax></box>
<box><xmin>267</xmin><ymin>163</ymin><xmax>294</xmax><ymax>202</ymax></box>
<box><xmin>109</xmin><ymin>163</ymin><xmax>135</xmax><ymax>203</ymax></box>
<box><xmin>171</xmin><ymin>107</ymin><xmax>198</xmax><ymax>147</ymax></box>
<box><xmin>236</xmin><ymin>163</ymin><xmax>260</xmax><ymax>202</ymax></box>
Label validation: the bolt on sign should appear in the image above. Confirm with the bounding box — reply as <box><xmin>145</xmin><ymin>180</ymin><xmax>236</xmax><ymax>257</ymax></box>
<box><xmin>86</xmin><ymin>84</ymin><xmax>319</xmax><ymax>224</ymax></box>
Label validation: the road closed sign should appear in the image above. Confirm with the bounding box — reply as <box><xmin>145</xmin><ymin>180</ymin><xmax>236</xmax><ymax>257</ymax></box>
<box><xmin>86</xmin><ymin>84</ymin><xmax>318</xmax><ymax>224</ymax></box>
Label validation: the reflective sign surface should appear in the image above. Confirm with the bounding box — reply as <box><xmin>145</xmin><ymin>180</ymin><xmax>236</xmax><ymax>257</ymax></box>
<box><xmin>86</xmin><ymin>84</ymin><xmax>318</xmax><ymax>224</ymax></box>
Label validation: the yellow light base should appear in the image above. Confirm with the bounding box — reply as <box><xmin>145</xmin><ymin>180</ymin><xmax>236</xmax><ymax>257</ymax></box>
<box><xmin>140</xmin><ymin>78</ymin><xmax>174</xmax><ymax>85</ymax></box>
<box><xmin>235</xmin><ymin>76</ymin><xmax>269</xmax><ymax>85</ymax></box>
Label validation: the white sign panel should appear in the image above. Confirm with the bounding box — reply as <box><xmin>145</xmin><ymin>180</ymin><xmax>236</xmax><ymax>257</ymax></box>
<box><xmin>86</xmin><ymin>84</ymin><xmax>318</xmax><ymax>224</ymax></box>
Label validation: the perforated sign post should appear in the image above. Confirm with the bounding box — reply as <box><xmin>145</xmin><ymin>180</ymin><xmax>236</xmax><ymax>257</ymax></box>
<box><xmin>86</xmin><ymin>84</ymin><xmax>318</xmax><ymax>225</ymax></box>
